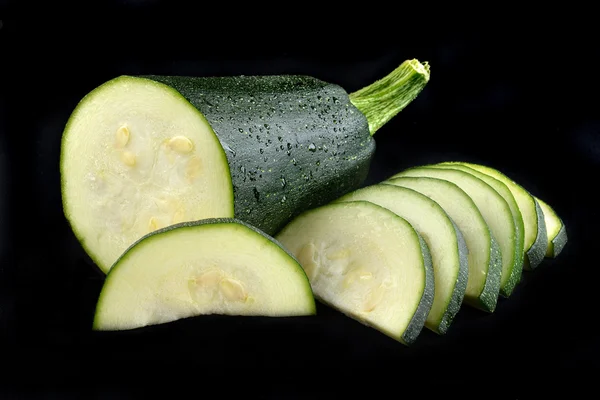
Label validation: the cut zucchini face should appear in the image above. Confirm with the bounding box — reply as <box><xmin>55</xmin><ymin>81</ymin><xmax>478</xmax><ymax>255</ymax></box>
<box><xmin>335</xmin><ymin>184</ymin><xmax>468</xmax><ymax>335</ymax></box>
<box><xmin>535</xmin><ymin>197</ymin><xmax>568</xmax><ymax>258</ymax></box>
<box><xmin>385</xmin><ymin>176</ymin><xmax>502</xmax><ymax>312</ymax></box>
<box><xmin>449</xmin><ymin>162</ymin><xmax>547</xmax><ymax>270</ymax></box>
<box><xmin>93</xmin><ymin>218</ymin><xmax>315</xmax><ymax>331</ymax></box>
<box><xmin>275</xmin><ymin>201</ymin><xmax>434</xmax><ymax>345</ymax></box>
<box><xmin>60</xmin><ymin>76</ymin><xmax>234</xmax><ymax>273</ymax></box>
<box><xmin>432</xmin><ymin>163</ymin><xmax>525</xmax><ymax>297</ymax></box>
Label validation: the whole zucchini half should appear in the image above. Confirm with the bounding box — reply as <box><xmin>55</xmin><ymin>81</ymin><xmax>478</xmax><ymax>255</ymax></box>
<box><xmin>60</xmin><ymin>60</ymin><xmax>430</xmax><ymax>273</ymax></box>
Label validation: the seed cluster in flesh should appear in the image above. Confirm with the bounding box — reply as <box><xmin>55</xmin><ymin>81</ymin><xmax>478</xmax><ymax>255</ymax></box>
<box><xmin>61</xmin><ymin>77</ymin><xmax>233</xmax><ymax>272</ymax></box>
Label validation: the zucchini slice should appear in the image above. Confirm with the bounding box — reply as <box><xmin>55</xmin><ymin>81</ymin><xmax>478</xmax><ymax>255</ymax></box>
<box><xmin>275</xmin><ymin>201</ymin><xmax>434</xmax><ymax>345</ymax></box>
<box><xmin>432</xmin><ymin>163</ymin><xmax>525</xmax><ymax>297</ymax></box>
<box><xmin>335</xmin><ymin>184</ymin><xmax>468</xmax><ymax>335</ymax></box>
<box><xmin>93</xmin><ymin>218</ymin><xmax>316</xmax><ymax>331</ymax></box>
<box><xmin>386</xmin><ymin>176</ymin><xmax>502</xmax><ymax>312</ymax></box>
<box><xmin>449</xmin><ymin>162</ymin><xmax>548</xmax><ymax>270</ymax></box>
<box><xmin>392</xmin><ymin>167</ymin><xmax>518</xmax><ymax>299</ymax></box>
<box><xmin>535</xmin><ymin>197</ymin><xmax>568</xmax><ymax>258</ymax></box>
<box><xmin>61</xmin><ymin>77</ymin><xmax>234</xmax><ymax>274</ymax></box>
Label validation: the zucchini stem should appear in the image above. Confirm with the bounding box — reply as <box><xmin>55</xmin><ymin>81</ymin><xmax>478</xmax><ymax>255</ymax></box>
<box><xmin>349</xmin><ymin>59</ymin><xmax>430</xmax><ymax>136</ymax></box>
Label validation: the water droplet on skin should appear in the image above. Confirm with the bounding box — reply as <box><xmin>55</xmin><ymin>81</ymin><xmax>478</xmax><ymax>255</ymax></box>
<box><xmin>281</xmin><ymin>177</ymin><xmax>287</xmax><ymax>188</ymax></box>
<box><xmin>308</xmin><ymin>143</ymin><xmax>316</xmax><ymax>152</ymax></box>
<box><xmin>253</xmin><ymin>188</ymin><xmax>260</xmax><ymax>202</ymax></box>
<box><xmin>240</xmin><ymin>166</ymin><xmax>246</xmax><ymax>174</ymax></box>
<box><xmin>222</xmin><ymin>144</ymin><xmax>236</xmax><ymax>157</ymax></box>
<box><xmin>259</xmin><ymin>148</ymin><xmax>264</xmax><ymax>154</ymax></box>
<box><xmin>264</xmin><ymin>123</ymin><xmax>270</xmax><ymax>129</ymax></box>
<box><xmin>316</xmin><ymin>160</ymin><xmax>320</xmax><ymax>166</ymax></box>
<box><xmin>278</xmin><ymin>136</ymin><xmax>283</xmax><ymax>142</ymax></box>
<box><xmin>287</xmin><ymin>143</ymin><xmax>292</xmax><ymax>150</ymax></box>
<box><xmin>238</xmin><ymin>128</ymin><xmax>244</xmax><ymax>133</ymax></box>
<box><xmin>281</xmin><ymin>195</ymin><xmax>287</xmax><ymax>204</ymax></box>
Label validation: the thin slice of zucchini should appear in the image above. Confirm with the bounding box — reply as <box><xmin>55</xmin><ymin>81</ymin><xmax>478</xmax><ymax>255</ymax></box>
<box><xmin>335</xmin><ymin>184</ymin><xmax>468</xmax><ymax>335</ymax></box>
<box><xmin>93</xmin><ymin>218</ymin><xmax>316</xmax><ymax>331</ymax></box>
<box><xmin>275</xmin><ymin>201</ymin><xmax>434</xmax><ymax>345</ymax></box>
<box><xmin>386</xmin><ymin>176</ymin><xmax>502</xmax><ymax>312</ymax></box>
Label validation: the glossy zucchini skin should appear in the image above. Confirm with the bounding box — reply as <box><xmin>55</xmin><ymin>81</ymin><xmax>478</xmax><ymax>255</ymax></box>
<box><xmin>146</xmin><ymin>75</ymin><xmax>375</xmax><ymax>235</ymax></box>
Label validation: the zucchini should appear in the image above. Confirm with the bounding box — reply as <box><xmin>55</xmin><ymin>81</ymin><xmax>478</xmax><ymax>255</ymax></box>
<box><xmin>431</xmin><ymin>163</ymin><xmax>525</xmax><ymax>297</ymax></box>
<box><xmin>61</xmin><ymin>60</ymin><xmax>430</xmax><ymax>273</ymax></box>
<box><xmin>334</xmin><ymin>184</ymin><xmax>468</xmax><ymax>335</ymax></box>
<box><xmin>93</xmin><ymin>218</ymin><xmax>316</xmax><ymax>331</ymax></box>
<box><xmin>445</xmin><ymin>162</ymin><xmax>548</xmax><ymax>270</ymax></box>
<box><xmin>275</xmin><ymin>201</ymin><xmax>434</xmax><ymax>345</ymax></box>
<box><xmin>386</xmin><ymin>176</ymin><xmax>502</xmax><ymax>312</ymax></box>
<box><xmin>535</xmin><ymin>197</ymin><xmax>567</xmax><ymax>258</ymax></box>
<box><xmin>392</xmin><ymin>167</ymin><xmax>518</xmax><ymax>298</ymax></box>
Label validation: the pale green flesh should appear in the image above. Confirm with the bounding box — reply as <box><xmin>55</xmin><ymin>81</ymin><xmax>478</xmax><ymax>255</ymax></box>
<box><xmin>385</xmin><ymin>176</ymin><xmax>501</xmax><ymax>312</ymax></box>
<box><xmin>61</xmin><ymin>76</ymin><xmax>234</xmax><ymax>274</ymax></box>
<box><xmin>448</xmin><ymin>162</ymin><xmax>547</xmax><ymax>269</ymax></box>
<box><xmin>393</xmin><ymin>167</ymin><xmax>516</xmax><ymax>299</ymax></box>
<box><xmin>275</xmin><ymin>201</ymin><xmax>434</xmax><ymax>345</ymax></box>
<box><xmin>94</xmin><ymin>219</ymin><xmax>315</xmax><ymax>331</ymax></box>
<box><xmin>432</xmin><ymin>164</ymin><xmax>524</xmax><ymax>297</ymax></box>
<box><xmin>536</xmin><ymin>197</ymin><xmax>568</xmax><ymax>258</ymax></box>
<box><xmin>334</xmin><ymin>184</ymin><xmax>468</xmax><ymax>334</ymax></box>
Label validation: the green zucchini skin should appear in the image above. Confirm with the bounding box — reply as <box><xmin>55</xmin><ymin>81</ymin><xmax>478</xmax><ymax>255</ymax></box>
<box><xmin>144</xmin><ymin>75</ymin><xmax>375</xmax><ymax>236</ymax></box>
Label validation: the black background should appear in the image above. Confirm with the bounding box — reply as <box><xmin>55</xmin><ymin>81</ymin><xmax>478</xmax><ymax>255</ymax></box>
<box><xmin>1</xmin><ymin>4</ymin><xmax>599</xmax><ymax>397</ymax></box>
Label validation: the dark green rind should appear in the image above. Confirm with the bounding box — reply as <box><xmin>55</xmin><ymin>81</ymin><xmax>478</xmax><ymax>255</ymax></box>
<box><xmin>143</xmin><ymin>75</ymin><xmax>374</xmax><ymax>236</ymax></box>
<box><xmin>401</xmin><ymin>233</ymin><xmax>435</xmax><ymax>345</ymax></box>
<box><xmin>92</xmin><ymin>218</ymin><xmax>316</xmax><ymax>330</ymax></box>
<box><xmin>471</xmin><ymin>234</ymin><xmax>502</xmax><ymax>313</ymax></box>
<box><xmin>549</xmin><ymin>223</ymin><xmax>568</xmax><ymax>257</ymax></box>
<box><xmin>525</xmin><ymin>199</ymin><xmax>548</xmax><ymax>270</ymax></box>
<box><xmin>432</xmin><ymin>163</ymin><xmax>524</xmax><ymax>297</ymax></box>
<box><xmin>60</xmin><ymin>76</ymin><xmax>234</xmax><ymax>274</ymax></box>
<box><xmin>437</xmin><ymin>219</ymin><xmax>469</xmax><ymax>335</ymax></box>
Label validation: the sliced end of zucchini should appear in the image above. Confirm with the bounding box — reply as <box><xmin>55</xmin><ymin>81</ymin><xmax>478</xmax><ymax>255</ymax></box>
<box><xmin>60</xmin><ymin>76</ymin><xmax>234</xmax><ymax>273</ymax></box>
<box><xmin>93</xmin><ymin>218</ymin><xmax>315</xmax><ymax>331</ymax></box>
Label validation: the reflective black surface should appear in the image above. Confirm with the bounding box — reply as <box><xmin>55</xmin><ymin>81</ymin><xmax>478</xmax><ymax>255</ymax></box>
<box><xmin>1</xmin><ymin>7</ymin><xmax>599</xmax><ymax>397</ymax></box>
